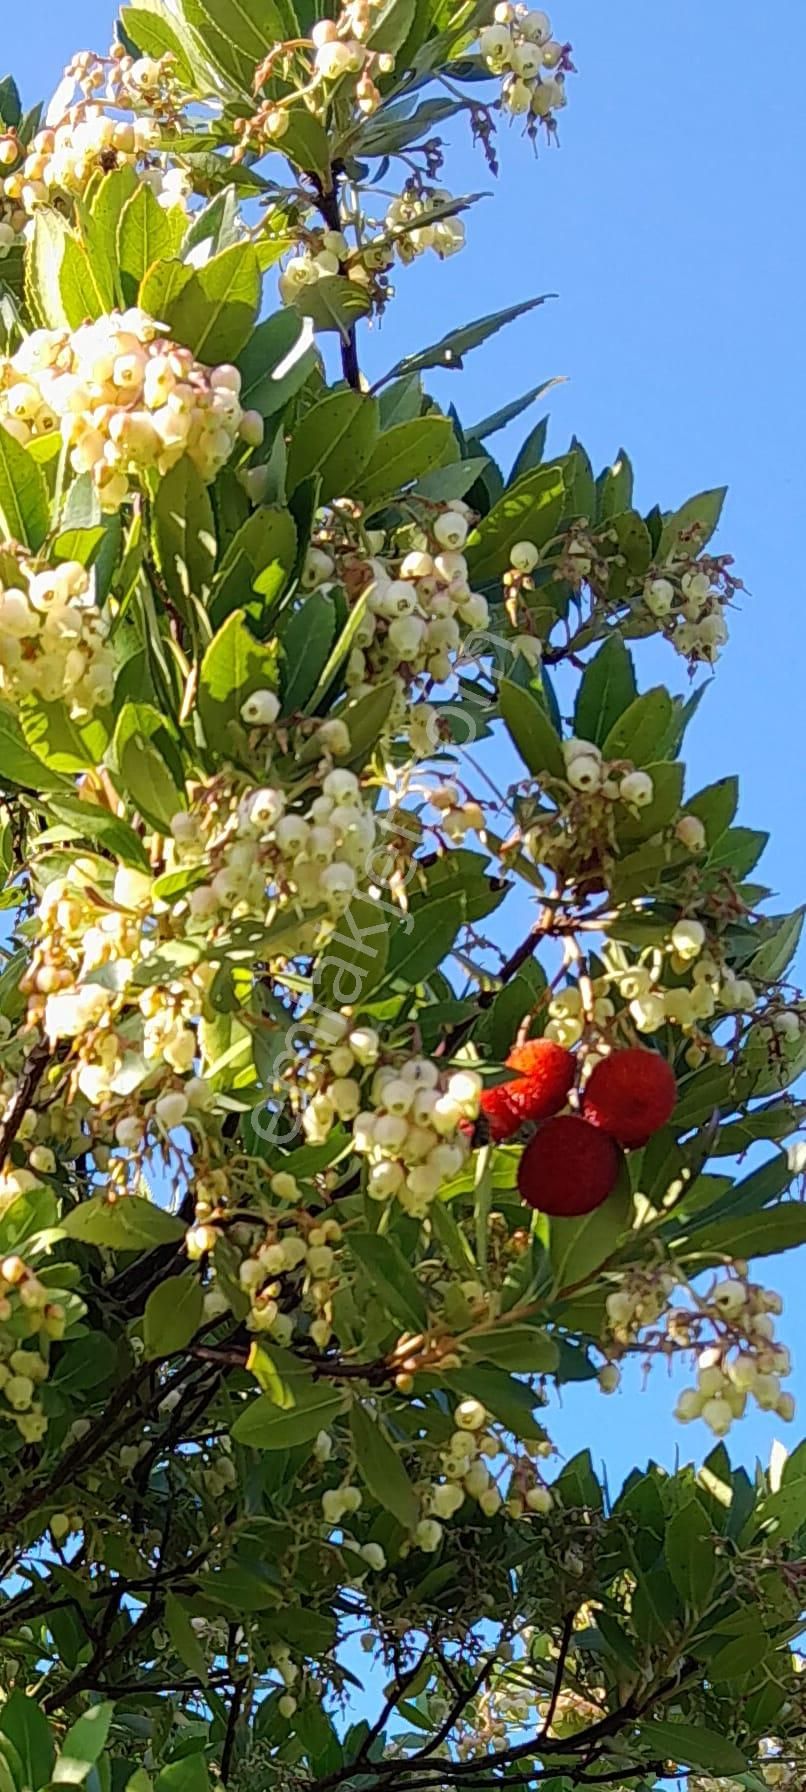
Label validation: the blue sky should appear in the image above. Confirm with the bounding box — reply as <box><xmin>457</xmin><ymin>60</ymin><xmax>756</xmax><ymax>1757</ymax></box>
<box><xmin>5</xmin><ymin>0</ymin><xmax>806</xmax><ymax>1487</ymax></box>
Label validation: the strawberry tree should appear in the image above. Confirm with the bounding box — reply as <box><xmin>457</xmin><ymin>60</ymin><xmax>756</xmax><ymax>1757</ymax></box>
<box><xmin>0</xmin><ymin>6</ymin><xmax>801</xmax><ymax>1792</ymax></box>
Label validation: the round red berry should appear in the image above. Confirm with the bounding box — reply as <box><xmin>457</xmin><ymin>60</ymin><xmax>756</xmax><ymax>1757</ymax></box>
<box><xmin>505</xmin><ymin>1038</ymin><xmax>576</xmax><ymax>1113</ymax></box>
<box><xmin>582</xmin><ymin>1048</ymin><xmax>677</xmax><ymax>1148</ymax></box>
<box><xmin>517</xmin><ymin>1115</ymin><xmax>622</xmax><ymax>1217</ymax></box>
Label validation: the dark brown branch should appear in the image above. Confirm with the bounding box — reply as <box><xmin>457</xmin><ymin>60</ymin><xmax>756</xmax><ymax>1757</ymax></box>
<box><xmin>0</xmin><ymin>1037</ymin><xmax>51</xmax><ymax>1165</ymax></box>
<box><xmin>538</xmin><ymin>1610</ymin><xmax>574</xmax><ymax>1742</ymax></box>
<box><xmin>310</xmin><ymin>170</ymin><xmax>361</xmax><ymax>391</ymax></box>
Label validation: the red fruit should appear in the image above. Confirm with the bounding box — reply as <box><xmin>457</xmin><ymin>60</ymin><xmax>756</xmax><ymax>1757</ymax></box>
<box><xmin>517</xmin><ymin>1115</ymin><xmax>622</xmax><ymax>1217</ymax></box>
<box><xmin>582</xmin><ymin>1048</ymin><xmax>677</xmax><ymax>1149</ymax></box>
<box><xmin>505</xmin><ymin>1038</ymin><xmax>576</xmax><ymax>1112</ymax></box>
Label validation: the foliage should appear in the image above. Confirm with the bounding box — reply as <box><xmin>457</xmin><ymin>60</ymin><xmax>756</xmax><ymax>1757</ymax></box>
<box><xmin>0</xmin><ymin>7</ymin><xmax>799</xmax><ymax>1792</ymax></box>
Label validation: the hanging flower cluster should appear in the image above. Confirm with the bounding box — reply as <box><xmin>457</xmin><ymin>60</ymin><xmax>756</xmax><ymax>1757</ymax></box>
<box><xmin>478</xmin><ymin>6</ymin><xmax>571</xmax><ymax>126</ymax></box>
<box><xmin>0</xmin><ymin>310</ymin><xmax>260</xmax><ymax>510</ymax></box>
<box><xmin>0</xmin><ymin>45</ymin><xmax>190</xmax><ymax>220</ymax></box>
<box><xmin>0</xmin><ymin>553</ymin><xmax>115</xmax><ymax>717</ymax></box>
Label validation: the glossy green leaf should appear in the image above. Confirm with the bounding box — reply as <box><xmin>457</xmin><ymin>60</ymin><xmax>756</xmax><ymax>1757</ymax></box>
<box><xmin>466</xmin><ymin>464</ymin><xmax>566</xmax><ymax>585</ymax></box>
<box><xmin>0</xmin><ymin>424</ymin><xmax>49</xmax><ymax>550</ymax></box>
<box><xmin>144</xmin><ymin>1274</ymin><xmax>204</xmax><ymax>1359</ymax></box>
<box><xmin>499</xmin><ymin>678</ymin><xmax>565</xmax><ymax>780</ymax></box>
<box><xmin>287</xmin><ymin>392</ymin><xmax>380</xmax><ymax>502</ymax></box>
<box><xmin>350</xmin><ymin>1403</ymin><xmax>418</xmax><ymax>1530</ymax></box>
<box><xmin>60</xmin><ymin>1195</ymin><xmax>186</xmax><ymax>1248</ymax></box>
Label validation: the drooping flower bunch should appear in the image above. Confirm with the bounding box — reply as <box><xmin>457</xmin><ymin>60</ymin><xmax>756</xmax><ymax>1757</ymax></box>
<box><xmin>0</xmin><ymin>44</ymin><xmax>191</xmax><ymax>220</ymax></box>
<box><xmin>478</xmin><ymin>6</ymin><xmax>571</xmax><ymax>125</ymax></box>
<box><xmin>277</xmin><ymin>187</ymin><xmax>465</xmax><ymax>316</ymax></box>
<box><xmin>640</xmin><ymin>553</ymin><xmax>736</xmax><ymax>665</ymax></box>
<box><xmin>0</xmin><ymin>553</ymin><xmax>115</xmax><ymax>716</ymax></box>
<box><xmin>301</xmin><ymin>502</ymin><xmax>489</xmax><ymax>703</ymax></box>
<box><xmin>0</xmin><ymin>310</ymin><xmax>261</xmax><ymax>509</ymax></box>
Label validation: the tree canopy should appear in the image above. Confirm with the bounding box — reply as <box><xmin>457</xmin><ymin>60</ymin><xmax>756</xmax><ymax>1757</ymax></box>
<box><xmin>0</xmin><ymin>9</ymin><xmax>800</xmax><ymax>1792</ymax></box>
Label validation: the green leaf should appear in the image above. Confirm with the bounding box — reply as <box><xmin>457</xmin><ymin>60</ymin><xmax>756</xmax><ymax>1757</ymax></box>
<box><xmin>45</xmin><ymin>793</ymin><xmax>150</xmax><ymax>869</ymax></box>
<box><xmin>0</xmin><ymin>1695</ymin><xmax>53</xmax><ymax>1791</ymax></box>
<box><xmin>287</xmin><ymin>393</ymin><xmax>380</xmax><ymax>503</ymax></box>
<box><xmin>143</xmin><ymin>1274</ymin><xmax>204</xmax><ymax>1359</ymax></box>
<box><xmin>175</xmin><ymin>0</ymin><xmax>297</xmax><ymax>97</ymax></box>
<box><xmin>111</xmin><ymin>702</ymin><xmax>186</xmax><ymax>831</ymax></box>
<box><xmin>164</xmin><ymin>1592</ymin><xmax>208</xmax><ymax>1686</ymax></box>
<box><xmin>155</xmin><ymin>1753</ymin><xmax>208</xmax><ymax>1792</ymax></box>
<box><xmin>466</xmin><ymin>379</ymin><xmax>560</xmax><ymax>443</ymax></box>
<box><xmin>237</xmin><ymin>310</ymin><xmax>318</xmax><ymax>416</ymax></box>
<box><xmin>18</xmin><ymin>696</ymin><xmax>108</xmax><ymax>775</ymax></box>
<box><xmin>380</xmin><ymin>295</ymin><xmax>552</xmax><ymax>383</ymax></box>
<box><xmin>247</xmin><ymin>1341</ymin><xmax>314</xmax><ymax>1407</ymax></box>
<box><xmin>152</xmin><ymin>458</ymin><xmax>216</xmax><ymax>603</ymax></box>
<box><xmin>61</xmin><ymin>1195</ymin><xmax>186</xmax><ymax>1248</ymax></box>
<box><xmin>469</xmin><ymin>1325</ymin><xmax>559</xmax><ymax>1373</ymax></box>
<box><xmin>210</xmin><ymin>505</ymin><xmax>296</xmax><ymax>628</ymax></box>
<box><xmin>120</xmin><ymin>7</ymin><xmax>200</xmax><ymax>86</ymax></box>
<box><xmin>509</xmin><ymin>414</ymin><xmax>549</xmax><ymax>481</ymax></box>
<box><xmin>293</xmin><ymin>275</ymin><xmax>372</xmax><ymax>340</ymax></box>
<box><xmin>747</xmin><ymin>907</ymin><xmax>805</xmax><ymax>983</ymax></box>
<box><xmin>118</xmin><ymin>183</ymin><xmax>184</xmax><ymax>303</ymax></box>
<box><xmin>499</xmin><ymin>678</ymin><xmax>565</xmax><ymax>780</ymax></box>
<box><xmin>279</xmin><ymin>108</ymin><xmax>331</xmax><ymax>183</ymax></box>
<box><xmin>353</xmin><ymin>417</ymin><xmax>457</xmax><ymax>512</ymax></box>
<box><xmin>0</xmin><ymin>424</ymin><xmax>49</xmax><ymax>549</ymax></box>
<box><xmin>550</xmin><ymin>1173</ymin><xmax>633</xmax><ymax>1292</ymax></box>
<box><xmin>658</xmin><ymin>487</ymin><xmax>727</xmax><ymax>561</ymax></box>
<box><xmin>315</xmin><ymin>893</ymin><xmax>391</xmax><ymax>1007</ymax></box>
<box><xmin>348</xmin><ymin>1232</ymin><xmax>428</xmax><ymax>1331</ymax></box>
<box><xmin>0</xmin><ymin>701</ymin><xmax>68</xmax><ymax>791</ymax></box>
<box><xmin>198</xmin><ymin>610</ymin><xmax>279</xmax><ymax>762</ymax></box>
<box><xmin>664</xmin><ymin>1498</ymin><xmax>717</xmax><ymax>1613</ymax></box>
<box><xmin>155</xmin><ymin>241</ymin><xmax>261</xmax><ymax>363</ymax></box>
<box><xmin>55</xmin><ymin>1706</ymin><xmax>115</xmax><ymax>1782</ymax></box>
<box><xmin>385</xmin><ymin>893</ymin><xmax>463</xmax><ymax>986</ymax></box>
<box><xmin>685</xmin><ymin>775</ymin><xmax>739</xmax><ymax>844</ymax></box>
<box><xmin>602</xmin><ymin>687</ymin><xmax>674</xmax><ymax>765</ymax></box>
<box><xmin>707</xmin><ymin>826</ymin><xmax>768</xmax><ymax>878</ymax></box>
<box><xmin>350</xmin><ymin>1403</ymin><xmax>418</xmax><ymax>1530</ymax></box>
<box><xmin>574</xmin><ymin>636</ymin><xmax>637</xmax><ymax>746</ymax></box>
<box><xmin>339</xmin><ymin>681</ymin><xmax>398</xmax><ymax>767</ymax></box>
<box><xmin>231</xmin><ymin>1384</ymin><xmax>347</xmax><ymax>1449</ymax></box>
<box><xmin>634</xmin><ymin>1721</ymin><xmax>745</xmax><ymax>1776</ymax></box>
<box><xmin>26</xmin><ymin>209</ymin><xmax>81</xmax><ymax>328</ymax></box>
<box><xmin>466</xmin><ymin>464</ymin><xmax>566</xmax><ymax>585</ymax></box>
<box><xmin>682</xmin><ymin>1204</ymin><xmax>806</xmax><ymax>1265</ymax></box>
<box><xmin>596</xmin><ymin>448</ymin><xmax>634</xmax><ymax>520</ymax></box>
<box><xmin>280</xmin><ymin>593</ymin><xmax>338</xmax><ymax>713</ymax></box>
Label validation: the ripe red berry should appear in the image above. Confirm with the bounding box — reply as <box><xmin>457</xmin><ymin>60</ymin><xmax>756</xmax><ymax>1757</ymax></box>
<box><xmin>517</xmin><ymin>1115</ymin><xmax>622</xmax><ymax>1217</ymax></box>
<box><xmin>582</xmin><ymin>1048</ymin><xmax>677</xmax><ymax>1148</ymax></box>
<box><xmin>505</xmin><ymin>1038</ymin><xmax>576</xmax><ymax>1112</ymax></box>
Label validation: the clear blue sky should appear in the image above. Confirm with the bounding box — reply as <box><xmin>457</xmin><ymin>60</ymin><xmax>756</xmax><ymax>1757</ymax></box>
<box><xmin>6</xmin><ymin>0</ymin><xmax>806</xmax><ymax>1486</ymax></box>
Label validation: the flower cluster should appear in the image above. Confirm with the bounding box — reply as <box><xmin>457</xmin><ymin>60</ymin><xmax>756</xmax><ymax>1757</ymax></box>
<box><xmin>303</xmin><ymin>1022</ymin><xmax>479</xmax><ymax>1217</ymax></box>
<box><xmin>0</xmin><ymin>554</ymin><xmax>115</xmax><ymax>718</ymax></box>
<box><xmin>673</xmin><ymin>1278</ymin><xmax>794</xmax><ymax>1435</ymax></box>
<box><xmin>0</xmin><ymin>311</ymin><xmax>260</xmax><ymax>511</ymax></box>
<box><xmin>640</xmin><ymin>554</ymin><xmax>736</xmax><ymax>665</ymax></box>
<box><xmin>234</xmin><ymin>1211</ymin><xmax>344</xmax><ymax>1348</ymax></box>
<box><xmin>478</xmin><ymin>6</ymin><xmax>570</xmax><ymax>126</ymax></box>
<box><xmin>603</xmin><ymin>1265</ymin><xmax>795</xmax><ymax>1436</ymax></box>
<box><xmin>385</xmin><ymin>188</ymin><xmax>466</xmax><ymax>263</ymax></box>
<box><xmin>277</xmin><ymin>189</ymin><xmax>464</xmax><ymax>316</ymax></box>
<box><xmin>596</xmin><ymin>921</ymin><xmax>766</xmax><ymax>1052</ymax></box>
<box><xmin>0</xmin><ymin>45</ymin><xmax>190</xmax><ymax>220</ymax></box>
<box><xmin>23</xmin><ymin>762</ymin><xmax>387</xmax><ymax>1136</ymax></box>
<box><xmin>0</xmin><ymin>1242</ymin><xmax>66</xmax><ymax>1444</ymax></box>
<box><xmin>425</xmin><ymin>1397</ymin><xmax>554</xmax><ymax>1529</ymax></box>
<box><xmin>514</xmin><ymin>734</ymin><xmax>656</xmax><ymax>891</ymax></box>
<box><xmin>303</xmin><ymin>505</ymin><xmax>489</xmax><ymax>704</ymax></box>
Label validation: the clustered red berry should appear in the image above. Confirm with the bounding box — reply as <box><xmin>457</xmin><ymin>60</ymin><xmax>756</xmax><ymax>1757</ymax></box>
<box><xmin>518</xmin><ymin>1114</ymin><xmax>622</xmax><ymax>1217</ymax></box>
<box><xmin>485</xmin><ymin>1040</ymin><xmax>678</xmax><ymax>1219</ymax></box>
<box><xmin>581</xmin><ymin>1048</ymin><xmax>677</xmax><ymax>1148</ymax></box>
<box><xmin>480</xmin><ymin>1038</ymin><xmax>575</xmax><ymax>1141</ymax></box>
